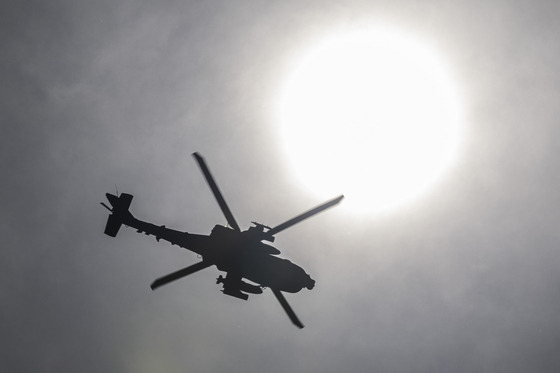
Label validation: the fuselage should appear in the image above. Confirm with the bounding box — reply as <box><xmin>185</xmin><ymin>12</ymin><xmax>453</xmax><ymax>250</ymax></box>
<box><xmin>126</xmin><ymin>217</ymin><xmax>314</xmax><ymax>293</ymax></box>
<box><xmin>205</xmin><ymin>225</ymin><xmax>315</xmax><ymax>293</ymax></box>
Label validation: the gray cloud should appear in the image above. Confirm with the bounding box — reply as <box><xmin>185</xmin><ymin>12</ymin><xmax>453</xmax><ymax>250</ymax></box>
<box><xmin>2</xmin><ymin>1</ymin><xmax>560</xmax><ymax>372</ymax></box>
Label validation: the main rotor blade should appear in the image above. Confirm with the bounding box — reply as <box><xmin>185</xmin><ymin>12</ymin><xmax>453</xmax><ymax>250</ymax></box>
<box><xmin>150</xmin><ymin>261</ymin><xmax>213</xmax><ymax>290</ymax></box>
<box><xmin>192</xmin><ymin>152</ymin><xmax>240</xmax><ymax>231</ymax></box>
<box><xmin>271</xmin><ymin>289</ymin><xmax>304</xmax><ymax>329</ymax></box>
<box><xmin>268</xmin><ymin>195</ymin><xmax>344</xmax><ymax>236</ymax></box>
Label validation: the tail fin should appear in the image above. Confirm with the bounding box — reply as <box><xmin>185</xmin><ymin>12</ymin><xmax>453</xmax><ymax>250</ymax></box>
<box><xmin>102</xmin><ymin>193</ymin><xmax>133</xmax><ymax>237</ymax></box>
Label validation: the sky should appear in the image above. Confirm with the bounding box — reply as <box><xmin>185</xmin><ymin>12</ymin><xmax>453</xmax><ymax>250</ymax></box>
<box><xmin>2</xmin><ymin>0</ymin><xmax>560</xmax><ymax>372</ymax></box>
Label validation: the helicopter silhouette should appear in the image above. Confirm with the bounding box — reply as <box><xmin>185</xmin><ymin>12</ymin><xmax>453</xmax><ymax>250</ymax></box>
<box><xmin>101</xmin><ymin>152</ymin><xmax>343</xmax><ymax>328</ymax></box>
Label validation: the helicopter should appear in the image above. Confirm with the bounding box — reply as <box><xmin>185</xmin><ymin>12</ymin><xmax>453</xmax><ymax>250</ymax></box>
<box><xmin>101</xmin><ymin>152</ymin><xmax>343</xmax><ymax>328</ymax></box>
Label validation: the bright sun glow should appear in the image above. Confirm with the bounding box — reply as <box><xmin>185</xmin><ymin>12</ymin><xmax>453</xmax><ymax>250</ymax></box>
<box><xmin>277</xmin><ymin>27</ymin><xmax>463</xmax><ymax>214</ymax></box>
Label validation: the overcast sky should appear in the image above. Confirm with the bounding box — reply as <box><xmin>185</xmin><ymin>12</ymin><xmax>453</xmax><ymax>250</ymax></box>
<box><xmin>2</xmin><ymin>1</ymin><xmax>560</xmax><ymax>372</ymax></box>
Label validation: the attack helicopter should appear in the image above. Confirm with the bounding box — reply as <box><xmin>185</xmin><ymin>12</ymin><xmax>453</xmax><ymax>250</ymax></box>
<box><xmin>101</xmin><ymin>152</ymin><xmax>343</xmax><ymax>328</ymax></box>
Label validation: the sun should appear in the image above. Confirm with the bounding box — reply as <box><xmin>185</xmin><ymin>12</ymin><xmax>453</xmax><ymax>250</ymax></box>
<box><xmin>276</xmin><ymin>27</ymin><xmax>463</xmax><ymax>214</ymax></box>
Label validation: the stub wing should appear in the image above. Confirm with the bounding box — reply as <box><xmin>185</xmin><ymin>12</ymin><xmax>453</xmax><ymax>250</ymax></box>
<box><xmin>217</xmin><ymin>273</ymin><xmax>263</xmax><ymax>301</ymax></box>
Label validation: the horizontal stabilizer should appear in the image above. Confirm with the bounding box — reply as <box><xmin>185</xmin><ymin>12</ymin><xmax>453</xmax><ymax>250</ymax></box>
<box><xmin>104</xmin><ymin>214</ymin><xmax>122</xmax><ymax>237</ymax></box>
<box><xmin>102</xmin><ymin>193</ymin><xmax>134</xmax><ymax>237</ymax></box>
